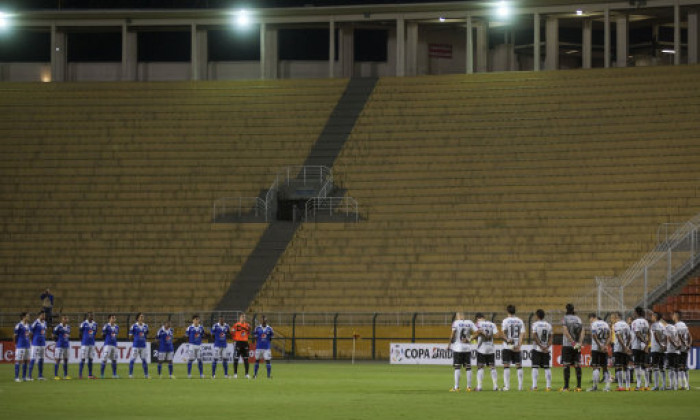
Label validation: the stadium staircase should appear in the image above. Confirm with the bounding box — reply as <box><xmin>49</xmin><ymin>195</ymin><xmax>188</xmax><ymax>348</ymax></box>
<box><xmin>0</xmin><ymin>79</ymin><xmax>347</xmax><ymax>313</ymax></box>
<box><xmin>250</xmin><ymin>65</ymin><xmax>700</xmax><ymax>314</ymax></box>
<box><xmin>215</xmin><ymin>77</ymin><xmax>377</xmax><ymax>311</ymax></box>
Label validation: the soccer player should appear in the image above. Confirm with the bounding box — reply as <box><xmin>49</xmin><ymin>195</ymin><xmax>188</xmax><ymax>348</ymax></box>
<box><xmin>447</xmin><ymin>312</ymin><xmax>477</xmax><ymax>392</ymax></box>
<box><xmin>471</xmin><ymin>313</ymin><xmax>498</xmax><ymax>391</ymax></box>
<box><xmin>232</xmin><ymin>313</ymin><xmax>252</xmax><ymax>379</ymax></box>
<box><xmin>531</xmin><ymin>309</ymin><xmax>553</xmax><ymax>391</ymax></box>
<box><xmin>665</xmin><ymin>314</ymin><xmax>682</xmax><ymax>390</ymax></box>
<box><xmin>128</xmin><ymin>313</ymin><xmax>149</xmax><ymax>379</ymax></box>
<box><xmin>28</xmin><ymin>310</ymin><xmax>48</xmax><ymax>380</ymax></box>
<box><xmin>560</xmin><ymin>303</ymin><xmax>583</xmax><ymax>391</ymax></box>
<box><xmin>611</xmin><ymin>311</ymin><xmax>632</xmax><ymax>391</ymax></box>
<box><xmin>500</xmin><ymin>305</ymin><xmax>525</xmax><ymax>391</ymax></box>
<box><xmin>79</xmin><ymin>312</ymin><xmax>98</xmax><ymax>379</ymax></box>
<box><xmin>100</xmin><ymin>314</ymin><xmax>120</xmax><ymax>379</ymax></box>
<box><xmin>211</xmin><ymin>315</ymin><xmax>230</xmax><ymax>379</ymax></box>
<box><xmin>156</xmin><ymin>321</ymin><xmax>175</xmax><ymax>379</ymax></box>
<box><xmin>673</xmin><ymin>311</ymin><xmax>692</xmax><ymax>390</ymax></box>
<box><xmin>588</xmin><ymin>313</ymin><xmax>611</xmax><ymax>392</ymax></box>
<box><xmin>13</xmin><ymin>312</ymin><xmax>31</xmax><ymax>382</ymax></box>
<box><xmin>253</xmin><ymin>315</ymin><xmax>274</xmax><ymax>379</ymax></box>
<box><xmin>649</xmin><ymin>312</ymin><xmax>667</xmax><ymax>391</ymax></box>
<box><xmin>186</xmin><ymin>314</ymin><xmax>205</xmax><ymax>379</ymax></box>
<box><xmin>630</xmin><ymin>307</ymin><xmax>650</xmax><ymax>390</ymax></box>
<box><xmin>53</xmin><ymin>315</ymin><xmax>71</xmax><ymax>380</ymax></box>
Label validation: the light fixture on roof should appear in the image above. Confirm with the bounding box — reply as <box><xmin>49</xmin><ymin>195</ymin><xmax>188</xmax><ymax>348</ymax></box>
<box><xmin>576</xmin><ymin>10</ymin><xmax>583</xmax><ymax>16</ymax></box>
<box><xmin>234</xmin><ymin>9</ymin><xmax>251</xmax><ymax>27</ymax></box>
<box><xmin>496</xmin><ymin>1</ymin><xmax>510</xmax><ymax>18</ymax></box>
<box><xmin>661</xmin><ymin>49</ymin><xmax>676</xmax><ymax>54</ymax></box>
<box><xmin>0</xmin><ymin>11</ymin><xmax>11</xmax><ymax>30</ymax></box>
<box><xmin>439</xmin><ymin>16</ymin><xmax>446</xmax><ymax>22</ymax></box>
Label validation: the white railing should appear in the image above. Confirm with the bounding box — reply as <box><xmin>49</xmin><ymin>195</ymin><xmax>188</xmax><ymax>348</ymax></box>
<box><xmin>305</xmin><ymin>196</ymin><xmax>359</xmax><ymax>222</ymax></box>
<box><xmin>265</xmin><ymin>165</ymin><xmax>333</xmax><ymax>221</ymax></box>
<box><xmin>212</xmin><ymin>197</ymin><xmax>267</xmax><ymax>222</ymax></box>
<box><xmin>576</xmin><ymin>213</ymin><xmax>700</xmax><ymax>315</ymax></box>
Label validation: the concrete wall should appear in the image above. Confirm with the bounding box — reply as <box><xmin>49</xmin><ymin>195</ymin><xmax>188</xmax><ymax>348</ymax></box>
<box><xmin>0</xmin><ymin>63</ymin><xmax>51</xmax><ymax>82</ymax></box>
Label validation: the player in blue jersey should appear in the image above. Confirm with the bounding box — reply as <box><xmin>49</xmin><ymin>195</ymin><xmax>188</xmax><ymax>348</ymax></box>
<box><xmin>253</xmin><ymin>316</ymin><xmax>274</xmax><ymax>379</ymax></box>
<box><xmin>211</xmin><ymin>315</ymin><xmax>231</xmax><ymax>379</ymax></box>
<box><xmin>28</xmin><ymin>310</ymin><xmax>48</xmax><ymax>380</ymax></box>
<box><xmin>13</xmin><ymin>312</ymin><xmax>31</xmax><ymax>382</ymax></box>
<box><xmin>157</xmin><ymin>321</ymin><xmax>175</xmax><ymax>379</ymax></box>
<box><xmin>128</xmin><ymin>313</ymin><xmax>150</xmax><ymax>379</ymax></box>
<box><xmin>100</xmin><ymin>314</ymin><xmax>120</xmax><ymax>379</ymax></box>
<box><xmin>53</xmin><ymin>315</ymin><xmax>72</xmax><ymax>380</ymax></box>
<box><xmin>79</xmin><ymin>312</ymin><xmax>98</xmax><ymax>379</ymax></box>
<box><xmin>186</xmin><ymin>314</ymin><xmax>205</xmax><ymax>379</ymax></box>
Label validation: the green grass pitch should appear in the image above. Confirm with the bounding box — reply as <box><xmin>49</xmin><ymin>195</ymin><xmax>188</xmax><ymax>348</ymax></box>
<box><xmin>0</xmin><ymin>363</ymin><xmax>698</xmax><ymax>419</ymax></box>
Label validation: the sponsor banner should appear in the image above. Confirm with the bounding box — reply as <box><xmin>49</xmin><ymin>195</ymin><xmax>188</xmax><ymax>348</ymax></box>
<box><xmin>0</xmin><ymin>341</ymin><xmax>149</xmax><ymax>364</ymax></box>
<box><xmin>171</xmin><ymin>343</ymin><xmax>256</xmax><ymax>364</ymax></box>
<box><xmin>0</xmin><ymin>341</ymin><xmax>16</xmax><ymax>364</ymax></box>
<box><xmin>390</xmin><ymin>343</ymin><xmax>700</xmax><ymax>369</ymax></box>
<box><xmin>389</xmin><ymin>343</ymin><xmax>545</xmax><ymax>367</ymax></box>
<box><xmin>428</xmin><ymin>43</ymin><xmax>452</xmax><ymax>59</ymax></box>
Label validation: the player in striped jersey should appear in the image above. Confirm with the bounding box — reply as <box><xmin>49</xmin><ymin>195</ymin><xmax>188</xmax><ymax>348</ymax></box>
<box><xmin>671</xmin><ymin>311</ymin><xmax>691</xmax><ymax>390</ymax></box>
<box><xmin>472</xmin><ymin>313</ymin><xmax>499</xmax><ymax>391</ymax></box>
<box><xmin>500</xmin><ymin>305</ymin><xmax>525</xmax><ymax>391</ymax></box>
<box><xmin>649</xmin><ymin>312</ymin><xmax>667</xmax><ymax>391</ymax></box>
<box><xmin>531</xmin><ymin>309</ymin><xmax>553</xmax><ymax>391</ymax></box>
<box><xmin>630</xmin><ymin>307</ymin><xmax>650</xmax><ymax>390</ymax></box>
<box><xmin>447</xmin><ymin>312</ymin><xmax>477</xmax><ymax>392</ymax></box>
<box><xmin>588</xmin><ymin>313</ymin><xmax>611</xmax><ymax>392</ymax></box>
<box><xmin>611</xmin><ymin>312</ymin><xmax>632</xmax><ymax>390</ymax></box>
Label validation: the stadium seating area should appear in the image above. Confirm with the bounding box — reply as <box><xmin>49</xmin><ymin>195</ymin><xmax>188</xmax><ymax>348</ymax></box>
<box><xmin>251</xmin><ymin>65</ymin><xmax>700</xmax><ymax>314</ymax></box>
<box><xmin>0</xmin><ymin>79</ymin><xmax>347</xmax><ymax>313</ymax></box>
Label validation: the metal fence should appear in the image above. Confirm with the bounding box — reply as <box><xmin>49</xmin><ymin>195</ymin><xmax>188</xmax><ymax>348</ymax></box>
<box><xmin>576</xmin><ymin>213</ymin><xmax>700</xmax><ymax>315</ymax></box>
<box><xmin>212</xmin><ymin>197</ymin><xmax>267</xmax><ymax>222</ymax></box>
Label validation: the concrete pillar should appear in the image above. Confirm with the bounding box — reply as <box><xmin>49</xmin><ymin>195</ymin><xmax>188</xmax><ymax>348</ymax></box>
<box><xmin>604</xmin><ymin>7</ymin><xmax>611</xmax><ymax>68</ymax></box>
<box><xmin>583</xmin><ymin>19</ymin><xmax>592</xmax><ymax>69</ymax></box>
<box><xmin>121</xmin><ymin>23</ymin><xmax>137</xmax><ymax>81</ymax></box>
<box><xmin>329</xmin><ymin>19</ymin><xmax>335</xmax><ymax>78</ymax></box>
<box><xmin>197</xmin><ymin>27</ymin><xmax>208</xmax><ymax>80</ymax></box>
<box><xmin>50</xmin><ymin>25</ymin><xmax>66</xmax><ymax>82</ymax></box>
<box><xmin>476</xmin><ymin>20</ymin><xmax>488</xmax><ymax>72</ymax></box>
<box><xmin>396</xmin><ymin>17</ymin><xmax>405</xmax><ymax>76</ymax></box>
<box><xmin>616</xmin><ymin>14</ymin><xmax>628</xmax><ymax>67</ymax></box>
<box><xmin>406</xmin><ymin>21</ymin><xmax>418</xmax><ymax>76</ymax></box>
<box><xmin>339</xmin><ymin>24</ymin><xmax>354</xmax><ymax>78</ymax></box>
<box><xmin>466</xmin><ymin>13</ymin><xmax>474</xmax><ymax>74</ymax></box>
<box><xmin>260</xmin><ymin>24</ymin><xmax>278</xmax><ymax>79</ymax></box>
<box><xmin>690</xmin><ymin>10</ymin><xmax>700</xmax><ymax>64</ymax></box>
<box><xmin>545</xmin><ymin>16</ymin><xmax>559</xmax><ymax>71</ymax></box>
<box><xmin>533</xmin><ymin>13</ymin><xmax>540</xmax><ymax>71</ymax></box>
<box><xmin>191</xmin><ymin>24</ymin><xmax>199</xmax><ymax>80</ymax></box>
<box><xmin>260</xmin><ymin>22</ymin><xmax>266</xmax><ymax>79</ymax></box>
<box><xmin>674</xmin><ymin>1</ymin><xmax>681</xmax><ymax>65</ymax></box>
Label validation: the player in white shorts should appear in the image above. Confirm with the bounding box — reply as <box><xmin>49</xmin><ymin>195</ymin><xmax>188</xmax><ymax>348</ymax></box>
<box><xmin>186</xmin><ymin>315</ymin><xmax>205</xmax><ymax>378</ymax></box>
<box><xmin>79</xmin><ymin>312</ymin><xmax>98</xmax><ymax>379</ymax></box>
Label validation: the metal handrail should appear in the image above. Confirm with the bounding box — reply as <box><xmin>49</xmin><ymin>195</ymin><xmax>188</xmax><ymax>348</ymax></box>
<box><xmin>577</xmin><ymin>213</ymin><xmax>700</xmax><ymax>314</ymax></box>
<box><xmin>264</xmin><ymin>165</ymin><xmax>333</xmax><ymax>222</ymax></box>
<box><xmin>212</xmin><ymin>196</ymin><xmax>266</xmax><ymax>221</ymax></box>
<box><xmin>304</xmin><ymin>196</ymin><xmax>359</xmax><ymax>222</ymax></box>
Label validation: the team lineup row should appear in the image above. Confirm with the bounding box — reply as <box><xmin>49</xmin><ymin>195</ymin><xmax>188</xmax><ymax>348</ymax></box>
<box><xmin>12</xmin><ymin>311</ymin><xmax>275</xmax><ymax>382</ymax></box>
<box><xmin>448</xmin><ymin>304</ymin><xmax>693</xmax><ymax>392</ymax></box>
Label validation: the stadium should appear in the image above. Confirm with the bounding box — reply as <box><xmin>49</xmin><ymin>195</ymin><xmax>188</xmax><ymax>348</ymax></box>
<box><xmin>0</xmin><ymin>0</ymin><xmax>699</xmax><ymax>418</ymax></box>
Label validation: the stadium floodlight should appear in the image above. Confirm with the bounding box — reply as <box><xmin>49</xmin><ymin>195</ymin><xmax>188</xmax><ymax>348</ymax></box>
<box><xmin>439</xmin><ymin>16</ymin><xmax>446</xmax><ymax>22</ymax></box>
<box><xmin>235</xmin><ymin>9</ymin><xmax>250</xmax><ymax>27</ymax></box>
<box><xmin>576</xmin><ymin>10</ymin><xmax>583</xmax><ymax>16</ymax></box>
<box><xmin>0</xmin><ymin>11</ymin><xmax>11</xmax><ymax>30</ymax></box>
<box><xmin>495</xmin><ymin>1</ymin><xmax>510</xmax><ymax>19</ymax></box>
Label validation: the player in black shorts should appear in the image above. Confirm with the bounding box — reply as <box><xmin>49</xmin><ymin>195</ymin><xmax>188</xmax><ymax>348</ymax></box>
<box><xmin>561</xmin><ymin>304</ymin><xmax>584</xmax><ymax>391</ymax></box>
